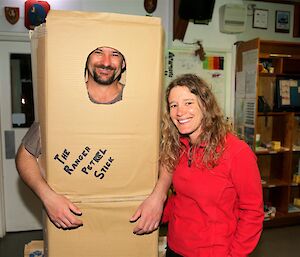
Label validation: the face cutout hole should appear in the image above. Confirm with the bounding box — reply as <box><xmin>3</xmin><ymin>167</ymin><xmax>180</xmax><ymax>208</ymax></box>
<box><xmin>84</xmin><ymin>46</ymin><xmax>126</xmax><ymax>104</ymax></box>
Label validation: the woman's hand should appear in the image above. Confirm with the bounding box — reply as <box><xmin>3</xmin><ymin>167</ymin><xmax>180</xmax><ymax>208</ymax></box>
<box><xmin>130</xmin><ymin>192</ymin><xmax>165</xmax><ymax>235</ymax></box>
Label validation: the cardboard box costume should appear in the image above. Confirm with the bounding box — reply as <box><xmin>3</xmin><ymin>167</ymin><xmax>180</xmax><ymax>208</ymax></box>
<box><xmin>31</xmin><ymin>10</ymin><xmax>164</xmax><ymax>257</ymax></box>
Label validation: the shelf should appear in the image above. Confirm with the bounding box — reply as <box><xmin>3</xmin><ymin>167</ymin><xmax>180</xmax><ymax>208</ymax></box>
<box><xmin>264</xmin><ymin>209</ymin><xmax>285</xmax><ymax>223</ymax></box>
<box><xmin>264</xmin><ymin>211</ymin><xmax>300</xmax><ymax>228</ymax></box>
<box><xmin>236</xmin><ymin>38</ymin><xmax>300</xmax><ymax>228</ymax></box>
<box><xmin>293</xmin><ymin>145</ymin><xmax>300</xmax><ymax>152</ymax></box>
<box><xmin>288</xmin><ymin>204</ymin><xmax>300</xmax><ymax>213</ymax></box>
<box><xmin>290</xmin><ymin>182</ymin><xmax>300</xmax><ymax>187</ymax></box>
<box><xmin>259</xmin><ymin>53</ymin><xmax>300</xmax><ymax>59</ymax></box>
<box><xmin>257</xmin><ymin>112</ymin><xmax>291</xmax><ymax>116</ymax></box>
<box><xmin>259</xmin><ymin>53</ymin><xmax>271</xmax><ymax>59</ymax></box>
<box><xmin>259</xmin><ymin>72</ymin><xmax>300</xmax><ymax>77</ymax></box>
<box><xmin>256</xmin><ymin>147</ymin><xmax>290</xmax><ymax>155</ymax></box>
<box><xmin>258</xmin><ymin>72</ymin><xmax>276</xmax><ymax>77</ymax></box>
<box><xmin>262</xmin><ymin>179</ymin><xmax>289</xmax><ymax>188</ymax></box>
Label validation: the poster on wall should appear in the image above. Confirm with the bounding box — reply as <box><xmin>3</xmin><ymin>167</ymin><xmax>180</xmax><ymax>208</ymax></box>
<box><xmin>165</xmin><ymin>48</ymin><xmax>229</xmax><ymax>115</ymax></box>
<box><xmin>237</xmin><ymin>49</ymin><xmax>259</xmax><ymax>148</ymax></box>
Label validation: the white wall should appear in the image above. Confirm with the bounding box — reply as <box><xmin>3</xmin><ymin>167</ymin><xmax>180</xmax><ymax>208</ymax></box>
<box><xmin>2</xmin><ymin>1</ymin><xmax>299</xmax><ymax>48</ymax></box>
<box><xmin>0</xmin><ymin>0</ymin><xmax>172</xmax><ymax>43</ymax></box>
<box><xmin>182</xmin><ymin>0</ymin><xmax>300</xmax><ymax>50</ymax></box>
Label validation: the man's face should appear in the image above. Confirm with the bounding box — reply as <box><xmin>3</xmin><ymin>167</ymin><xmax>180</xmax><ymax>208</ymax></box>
<box><xmin>87</xmin><ymin>47</ymin><xmax>124</xmax><ymax>85</ymax></box>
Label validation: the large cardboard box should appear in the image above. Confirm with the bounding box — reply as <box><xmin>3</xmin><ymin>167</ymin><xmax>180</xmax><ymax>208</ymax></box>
<box><xmin>31</xmin><ymin>10</ymin><xmax>164</xmax><ymax>257</ymax></box>
<box><xmin>44</xmin><ymin>200</ymin><xmax>158</xmax><ymax>257</ymax></box>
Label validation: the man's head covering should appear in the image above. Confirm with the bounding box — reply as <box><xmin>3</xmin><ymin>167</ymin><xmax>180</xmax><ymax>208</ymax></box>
<box><xmin>84</xmin><ymin>46</ymin><xmax>126</xmax><ymax>83</ymax></box>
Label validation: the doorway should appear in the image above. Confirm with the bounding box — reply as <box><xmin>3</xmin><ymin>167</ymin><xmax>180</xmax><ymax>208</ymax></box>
<box><xmin>0</xmin><ymin>41</ymin><xmax>42</xmax><ymax>237</ymax></box>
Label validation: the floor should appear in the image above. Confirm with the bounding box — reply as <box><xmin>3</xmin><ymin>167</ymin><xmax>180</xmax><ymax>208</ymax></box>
<box><xmin>0</xmin><ymin>230</ymin><xmax>43</xmax><ymax>257</ymax></box>
<box><xmin>250</xmin><ymin>225</ymin><xmax>300</xmax><ymax>257</ymax></box>
<box><xmin>1</xmin><ymin>225</ymin><xmax>300</xmax><ymax>257</ymax></box>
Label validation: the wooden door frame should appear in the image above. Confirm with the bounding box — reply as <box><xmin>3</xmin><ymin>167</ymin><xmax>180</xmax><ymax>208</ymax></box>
<box><xmin>0</xmin><ymin>130</ymin><xmax>5</xmax><ymax>238</ymax></box>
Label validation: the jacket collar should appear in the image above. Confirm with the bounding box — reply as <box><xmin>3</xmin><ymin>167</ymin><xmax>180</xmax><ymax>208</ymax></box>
<box><xmin>180</xmin><ymin>136</ymin><xmax>206</xmax><ymax>148</ymax></box>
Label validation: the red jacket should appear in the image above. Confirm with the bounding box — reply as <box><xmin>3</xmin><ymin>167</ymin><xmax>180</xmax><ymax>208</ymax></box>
<box><xmin>162</xmin><ymin>134</ymin><xmax>264</xmax><ymax>257</ymax></box>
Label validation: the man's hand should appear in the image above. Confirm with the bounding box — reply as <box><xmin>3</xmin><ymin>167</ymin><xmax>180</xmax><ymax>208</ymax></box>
<box><xmin>15</xmin><ymin>144</ymin><xmax>83</xmax><ymax>229</ymax></box>
<box><xmin>43</xmin><ymin>191</ymin><xmax>83</xmax><ymax>229</ymax></box>
<box><xmin>130</xmin><ymin>192</ymin><xmax>165</xmax><ymax>235</ymax></box>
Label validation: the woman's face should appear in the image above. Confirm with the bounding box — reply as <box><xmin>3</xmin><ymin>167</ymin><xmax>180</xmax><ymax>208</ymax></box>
<box><xmin>168</xmin><ymin>85</ymin><xmax>203</xmax><ymax>144</ymax></box>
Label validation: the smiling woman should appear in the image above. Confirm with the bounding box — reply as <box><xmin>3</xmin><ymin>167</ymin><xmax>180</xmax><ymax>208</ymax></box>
<box><xmin>84</xmin><ymin>46</ymin><xmax>127</xmax><ymax>104</ymax></box>
<box><xmin>132</xmin><ymin>73</ymin><xmax>264</xmax><ymax>257</ymax></box>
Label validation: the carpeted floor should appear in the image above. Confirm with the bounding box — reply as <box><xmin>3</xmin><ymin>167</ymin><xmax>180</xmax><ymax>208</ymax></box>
<box><xmin>1</xmin><ymin>225</ymin><xmax>300</xmax><ymax>257</ymax></box>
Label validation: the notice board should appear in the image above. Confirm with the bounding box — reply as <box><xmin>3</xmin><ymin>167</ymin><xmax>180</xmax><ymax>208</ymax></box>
<box><xmin>164</xmin><ymin>48</ymin><xmax>232</xmax><ymax>117</ymax></box>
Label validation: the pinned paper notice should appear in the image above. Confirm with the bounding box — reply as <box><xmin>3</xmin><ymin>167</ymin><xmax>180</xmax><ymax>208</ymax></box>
<box><xmin>279</xmin><ymin>80</ymin><xmax>297</xmax><ymax>105</ymax></box>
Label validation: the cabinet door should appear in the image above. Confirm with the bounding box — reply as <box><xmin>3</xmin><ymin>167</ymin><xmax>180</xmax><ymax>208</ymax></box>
<box><xmin>236</xmin><ymin>38</ymin><xmax>259</xmax><ymax>73</ymax></box>
<box><xmin>235</xmin><ymin>38</ymin><xmax>259</xmax><ymax>148</ymax></box>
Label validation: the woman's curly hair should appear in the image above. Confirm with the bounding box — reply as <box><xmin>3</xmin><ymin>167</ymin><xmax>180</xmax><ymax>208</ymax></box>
<box><xmin>160</xmin><ymin>74</ymin><xmax>232</xmax><ymax>172</ymax></box>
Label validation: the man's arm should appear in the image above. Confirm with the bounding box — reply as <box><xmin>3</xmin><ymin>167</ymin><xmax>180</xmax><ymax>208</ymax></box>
<box><xmin>15</xmin><ymin>144</ymin><xmax>83</xmax><ymax>229</ymax></box>
<box><xmin>130</xmin><ymin>165</ymin><xmax>173</xmax><ymax>235</ymax></box>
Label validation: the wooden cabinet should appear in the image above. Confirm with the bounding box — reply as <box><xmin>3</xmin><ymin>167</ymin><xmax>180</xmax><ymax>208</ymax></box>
<box><xmin>235</xmin><ymin>38</ymin><xmax>300</xmax><ymax>227</ymax></box>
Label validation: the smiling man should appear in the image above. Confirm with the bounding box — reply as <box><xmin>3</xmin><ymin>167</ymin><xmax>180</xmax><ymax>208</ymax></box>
<box><xmin>84</xmin><ymin>46</ymin><xmax>126</xmax><ymax>104</ymax></box>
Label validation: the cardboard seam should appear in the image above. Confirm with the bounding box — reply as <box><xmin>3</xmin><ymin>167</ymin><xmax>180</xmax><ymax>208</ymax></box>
<box><xmin>69</xmin><ymin>194</ymin><xmax>150</xmax><ymax>203</ymax></box>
